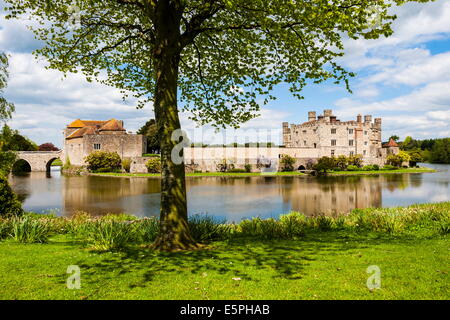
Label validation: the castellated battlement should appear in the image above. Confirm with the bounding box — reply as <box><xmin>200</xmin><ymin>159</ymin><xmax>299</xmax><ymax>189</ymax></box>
<box><xmin>282</xmin><ymin>109</ymin><xmax>384</xmax><ymax>161</ymax></box>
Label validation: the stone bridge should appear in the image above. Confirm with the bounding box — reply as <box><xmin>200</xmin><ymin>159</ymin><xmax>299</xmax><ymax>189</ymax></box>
<box><xmin>16</xmin><ymin>151</ymin><xmax>64</xmax><ymax>172</ymax></box>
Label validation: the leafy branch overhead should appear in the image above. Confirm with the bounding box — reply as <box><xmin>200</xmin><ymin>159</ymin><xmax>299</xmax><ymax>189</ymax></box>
<box><xmin>4</xmin><ymin>0</ymin><xmax>428</xmax><ymax>128</ymax></box>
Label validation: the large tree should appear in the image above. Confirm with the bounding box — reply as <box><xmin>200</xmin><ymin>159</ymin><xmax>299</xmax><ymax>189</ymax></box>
<box><xmin>4</xmin><ymin>0</ymin><xmax>431</xmax><ymax>250</ymax></box>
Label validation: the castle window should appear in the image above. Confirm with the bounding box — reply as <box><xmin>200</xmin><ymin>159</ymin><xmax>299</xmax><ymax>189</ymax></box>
<box><xmin>331</xmin><ymin>150</ymin><xmax>335</xmax><ymax>157</ymax></box>
<box><xmin>364</xmin><ymin>141</ymin><xmax>368</xmax><ymax>146</ymax></box>
<box><xmin>304</xmin><ymin>141</ymin><xmax>307</xmax><ymax>146</ymax></box>
<box><xmin>349</xmin><ymin>129</ymin><xmax>354</xmax><ymax>134</ymax></box>
<box><xmin>314</xmin><ymin>143</ymin><xmax>317</xmax><ymax>148</ymax></box>
<box><xmin>331</xmin><ymin>128</ymin><xmax>337</xmax><ymax>134</ymax></box>
<box><xmin>349</xmin><ymin>140</ymin><xmax>354</xmax><ymax>146</ymax></box>
<box><xmin>331</xmin><ymin>139</ymin><xmax>337</xmax><ymax>146</ymax></box>
<box><xmin>364</xmin><ymin>131</ymin><xmax>368</xmax><ymax>135</ymax></box>
<box><xmin>363</xmin><ymin>150</ymin><xmax>367</xmax><ymax>156</ymax></box>
<box><xmin>303</xmin><ymin>130</ymin><xmax>307</xmax><ymax>134</ymax></box>
<box><xmin>94</xmin><ymin>143</ymin><xmax>101</xmax><ymax>150</ymax></box>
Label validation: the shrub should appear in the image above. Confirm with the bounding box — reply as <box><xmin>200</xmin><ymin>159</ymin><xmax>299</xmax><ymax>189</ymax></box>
<box><xmin>188</xmin><ymin>215</ymin><xmax>230</xmax><ymax>242</ymax></box>
<box><xmin>11</xmin><ymin>216</ymin><xmax>52</xmax><ymax>243</ymax></box>
<box><xmin>0</xmin><ymin>219</ymin><xmax>12</xmax><ymax>240</ymax></box>
<box><xmin>0</xmin><ymin>176</ymin><xmax>23</xmax><ymax>217</ymax></box>
<box><xmin>244</xmin><ymin>164</ymin><xmax>252</xmax><ymax>173</ymax></box>
<box><xmin>362</xmin><ymin>165</ymin><xmax>375</xmax><ymax>171</ymax></box>
<box><xmin>135</xmin><ymin>217</ymin><xmax>159</xmax><ymax>242</ymax></box>
<box><xmin>122</xmin><ymin>158</ymin><xmax>132</xmax><ymax>173</ymax></box>
<box><xmin>85</xmin><ymin>151</ymin><xmax>122</xmax><ymax>173</ymax></box>
<box><xmin>382</xmin><ymin>165</ymin><xmax>397</xmax><ymax>170</ymax></box>
<box><xmin>348</xmin><ymin>155</ymin><xmax>363</xmax><ymax>168</ymax></box>
<box><xmin>76</xmin><ymin>220</ymin><xmax>138</xmax><ymax>251</ymax></box>
<box><xmin>146</xmin><ymin>157</ymin><xmax>161</xmax><ymax>173</ymax></box>
<box><xmin>280</xmin><ymin>155</ymin><xmax>296</xmax><ymax>172</ymax></box>
<box><xmin>239</xmin><ymin>218</ymin><xmax>284</xmax><ymax>239</ymax></box>
<box><xmin>347</xmin><ymin>165</ymin><xmax>359</xmax><ymax>171</ymax></box>
<box><xmin>279</xmin><ymin>212</ymin><xmax>306</xmax><ymax>238</ymax></box>
<box><xmin>217</xmin><ymin>159</ymin><xmax>234</xmax><ymax>172</ymax></box>
<box><xmin>314</xmin><ymin>157</ymin><xmax>335</xmax><ymax>173</ymax></box>
<box><xmin>335</xmin><ymin>155</ymin><xmax>349</xmax><ymax>171</ymax></box>
<box><xmin>372</xmin><ymin>164</ymin><xmax>380</xmax><ymax>171</ymax></box>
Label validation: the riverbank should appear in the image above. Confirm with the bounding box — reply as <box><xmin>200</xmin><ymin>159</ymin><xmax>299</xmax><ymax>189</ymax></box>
<box><xmin>0</xmin><ymin>202</ymin><xmax>448</xmax><ymax>300</ymax></box>
<box><xmin>89</xmin><ymin>167</ymin><xmax>435</xmax><ymax>178</ymax></box>
<box><xmin>91</xmin><ymin>171</ymin><xmax>307</xmax><ymax>178</ymax></box>
<box><xmin>328</xmin><ymin>167</ymin><xmax>436</xmax><ymax>176</ymax></box>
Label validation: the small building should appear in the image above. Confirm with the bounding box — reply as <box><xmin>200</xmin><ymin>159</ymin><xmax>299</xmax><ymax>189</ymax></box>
<box><xmin>63</xmin><ymin>119</ymin><xmax>146</xmax><ymax>166</ymax></box>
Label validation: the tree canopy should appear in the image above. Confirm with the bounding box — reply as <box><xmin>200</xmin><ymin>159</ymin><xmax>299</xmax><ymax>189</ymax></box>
<box><xmin>4</xmin><ymin>0</ymin><xmax>429</xmax><ymax>129</ymax></box>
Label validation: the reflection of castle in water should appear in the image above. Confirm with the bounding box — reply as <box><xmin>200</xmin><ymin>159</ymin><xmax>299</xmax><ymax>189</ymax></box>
<box><xmin>10</xmin><ymin>170</ymin><xmax>425</xmax><ymax>218</ymax></box>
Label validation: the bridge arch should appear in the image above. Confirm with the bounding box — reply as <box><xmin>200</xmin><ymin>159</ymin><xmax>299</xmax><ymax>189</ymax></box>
<box><xmin>12</xmin><ymin>159</ymin><xmax>32</xmax><ymax>173</ymax></box>
<box><xmin>16</xmin><ymin>151</ymin><xmax>63</xmax><ymax>172</ymax></box>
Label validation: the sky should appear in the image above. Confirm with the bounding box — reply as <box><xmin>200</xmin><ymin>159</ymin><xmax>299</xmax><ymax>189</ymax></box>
<box><xmin>1</xmin><ymin>1</ymin><xmax>450</xmax><ymax>148</ymax></box>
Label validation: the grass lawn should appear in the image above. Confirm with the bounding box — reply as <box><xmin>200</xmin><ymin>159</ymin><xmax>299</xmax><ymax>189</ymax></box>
<box><xmin>93</xmin><ymin>171</ymin><xmax>306</xmax><ymax>178</ymax></box>
<box><xmin>0</xmin><ymin>232</ymin><xmax>448</xmax><ymax>300</ymax></box>
<box><xmin>51</xmin><ymin>159</ymin><xmax>63</xmax><ymax>166</ymax></box>
<box><xmin>329</xmin><ymin>167</ymin><xmax>436</xmax><ymax>176</ymax></box>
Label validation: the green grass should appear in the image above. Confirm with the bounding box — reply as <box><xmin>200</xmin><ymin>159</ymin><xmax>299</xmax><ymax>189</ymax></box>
<box><xmin>0</xmin><ymin>233</ymin><xmax>447</xmax><ymax>300</ymax></box>
<box><xmin>330</xmin><ymin>167</ymin><xmax>436</xmax><ymax>175</ymax></box>
<box><xmin>92</xmin><ymin>171</ymin><xmax>306</xmax><ymax>178</ymax></box>
<box><xmin>0</xmin><ymin>203</ymin><xmax>449</xmax><ymax>300</ymax></box>
<box><xmin>51</xmin><ymin>159</ymin><xmax>63</xmax><ymax>166</ymax></box>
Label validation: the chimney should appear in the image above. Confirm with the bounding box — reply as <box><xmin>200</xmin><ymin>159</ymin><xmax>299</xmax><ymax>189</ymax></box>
<box><xmin>357</xmin><ymin>114</ymin><xmax>362</xmax><ymax>123</ymax></box>
<box><xmin>308</xmin><ymin>111</ymin><xmax>317</xmax><ymax>122</ymax></box>
<box><xmin>324</xmin><ymin>109</ymin><xmax>333</xmax><ymax>117</ymax></box>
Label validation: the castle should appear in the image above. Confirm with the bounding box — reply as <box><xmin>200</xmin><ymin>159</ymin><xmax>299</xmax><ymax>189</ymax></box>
<box><xmin>282</xmin><ymin>109</ymin><xmax>395</xmax><ymax>161</ymax></box>
<box><xmin>63</xmin><ymin>119</ymin><xmax>146</xmax><ymax>166</ymax></box>
<box><xmin>61</xmin><ymin>111</ymin><xmax>398</xmax><ymax>173</ymax></box>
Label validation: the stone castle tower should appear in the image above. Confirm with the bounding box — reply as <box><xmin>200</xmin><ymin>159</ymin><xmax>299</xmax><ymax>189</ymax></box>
<box><xmin>282</xmin><ymin>109</ymin><xmax>383</xmax><ymax>160</ymax></box>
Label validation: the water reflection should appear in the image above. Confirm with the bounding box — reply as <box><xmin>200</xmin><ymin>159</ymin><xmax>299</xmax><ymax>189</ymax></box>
<box><xmin>9</xmin><ymin>164</ymin><xmax>450</xmax><ymax>221</ymax></box>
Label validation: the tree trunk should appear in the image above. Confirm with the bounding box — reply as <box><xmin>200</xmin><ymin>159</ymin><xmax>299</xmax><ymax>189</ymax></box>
<box><xmin>151</xmin><ymin>1</ymin><xmax>198</xmax><ymax>251</ymax></box>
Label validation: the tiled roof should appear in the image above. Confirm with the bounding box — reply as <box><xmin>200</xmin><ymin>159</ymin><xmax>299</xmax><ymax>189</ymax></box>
<box><xmin>66</xmin><ymin>119</ymin><xmax>126</xmax><ymax>140</ymax></box>
<box><xmin>99</xmin><ymin>119</ymin><xmax>125</xmax><ymax>132</ymax></box>
<box><xmin>383</xmin><ymin>138</ymin><xmax>399</xmax><ymax>148</ymax></box>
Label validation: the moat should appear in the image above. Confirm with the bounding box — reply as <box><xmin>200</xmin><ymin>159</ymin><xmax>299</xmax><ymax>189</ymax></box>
<box><xmin>9</xmin><ymin>163</ymin><xmax>450</xmax><ymax>221</ymax></box>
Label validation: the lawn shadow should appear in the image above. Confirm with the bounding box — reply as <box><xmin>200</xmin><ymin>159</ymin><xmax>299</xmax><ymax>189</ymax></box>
<box><xmin>75</xmin><ymin>232</ymin><xmax>371</xmax><ymax>289</ymax></box>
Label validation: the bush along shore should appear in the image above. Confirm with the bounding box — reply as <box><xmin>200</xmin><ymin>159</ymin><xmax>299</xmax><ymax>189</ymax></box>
<box><xmin>0</xmin><ymin>202</ymin><xmax>448</xmax><ymax>300</ymax></box>
<box><xmin>0</xmin><ymin>203</ymin><xmax>448</xmax><ymax>251</ymax></box>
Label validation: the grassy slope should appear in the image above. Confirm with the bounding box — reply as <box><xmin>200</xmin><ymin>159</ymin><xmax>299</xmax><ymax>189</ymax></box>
<box><xmin>0</xmin><ymin>232</ymin><xmax>448</xmax><ymax>300</ymax></box>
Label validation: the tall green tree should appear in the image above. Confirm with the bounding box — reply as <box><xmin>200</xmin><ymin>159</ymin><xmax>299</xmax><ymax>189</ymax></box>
<box><xmin>4</xmin><ymin>0</ymin><xmax>432</xmax><ymax>250</ymax></box>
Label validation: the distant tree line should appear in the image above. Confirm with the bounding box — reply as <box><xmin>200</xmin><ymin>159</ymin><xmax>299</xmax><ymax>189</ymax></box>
<box><xmin>399</xmin><ymin>136</ymin><xmax>450</xmax><ymax>164</ymax></box>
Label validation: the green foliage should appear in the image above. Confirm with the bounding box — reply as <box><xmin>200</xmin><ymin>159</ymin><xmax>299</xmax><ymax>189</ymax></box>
<box><xmin>244</xmin><ymin>164</ymin><xmax>252</xmax><ymax>173</ymax></box>
<box><xmin>138</xmin><ymin>119</ymin><xmax>160</xmax><ymax>154</ymax></box>
<box><xmin>10</xmin><ymin>216</ymin><xmax>51</xmax><ymax>243</ymax></box>
<box><xmin>227</xmin><ymin>168</ymin><xmax>247</xmax><ymax>173</ymax></box>
<box><xmin>347</xmin><ymin>165</ymin><xmax>359</xmax><ymax>171</ymax></box>
<box><xmin>399</xmin><ymin>136</ymin><xmax>450</xmax><ymax>164</ymax></box>
<box><xmin>122</xmin><ymin>158</ymin><xmax>132</xmax><ymax>173</ymax></box>
<box><xmin>362</xmin><ymin>165</ymin><xmax>379</xmax><ymax>171</ymax></box>
<box><xmin>335</xmin><ymin>155</ymin><xmax>349</xmax><ymax>171</ymax></box>
<box><xmin>0</xmin><ymin>150</ymin><xmax>16</xmax><ymax>176</ymax></box>
<box><xmin>217</xmin><ymin>159</ymin><xmax>234</xmax><ymax>173</ymax></box>
<box><xmin>0</xmin><ymin>124</ymin><xmax>38</xmax><ymax>151</ymax></box>
<box><xmin>0</xmin><ymin>52</ymin><xmax>14</xmax><ymax>121</ymax></box>
<box><xmin>382</xmin><ymin>165</ymin><xmax>397</xmax><ymax>170</ymax></box>
<box><xmin>430</xmin><ymin>138</ymin><xmax>450</xmax><ymax>164</ymax></box>
<box><xmin>75</xmin><ymin>220</ymin><xmax>139</xmax><ymax>251</ymax></box>
<box><xmin>85</xmin><ymin>151</ymin><xmax>122</xmax><ymax>173</ymax></box>
<box><xmin>188</xmin><ymin>215</ymin><xmax>231</xmax><ymax>242</ymax></box>
<box><xmin>279</xmin><ymin>154</ymin><xmax>296</xmax><ymax>172</ymax></box>
<box><xmin>145</xmin><ymin>157</ymin><xmax>161</xmax><ymax>174</ymax></box>
<box><xmin>62</xmin><ymin>156</ymin><xmax>71</xmax><ymax>169</ymax></box>
<box><xmin>387</xmin><ymin>151</ymin><xmax>411</xmax><ymax>167</ymax></box>
<box><xmin>0</xmin><ymin>176</ymin><xmax>23</xmax><ymax>217</ymax></box>
<box><xmin>3</xmin><ymin>0</ymin><xmax>431</xmax><ymax>129</ymax></box>
<box><xmin>314</xmin><ymin>157</ymin><xmax>335</xmax><ymax>173</ymax></box>
<box><xmin>348</xmin><ymin>154</ymin><xmax>363</xmax><ymax>167</ymax></box>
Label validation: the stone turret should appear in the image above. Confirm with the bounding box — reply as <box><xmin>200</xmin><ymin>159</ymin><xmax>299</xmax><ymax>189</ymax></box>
<box><xmin>357</xmin><ymin>114</ymin><xmax>362</xmax><ymax>123</ymax></box>
<box><xmin>324</xmin><ymin>109</ymin><xmax>333</xmax><ymax>117</ymax></box>
<box><xmin>364</xmin><ymin>115</ymin><xmax>372</xmax><ymax>124</ymax></box>
<box><xmin>308</xmin><ymin>111</ymin><xmax>317</xmax><ymax>122</ymax></box>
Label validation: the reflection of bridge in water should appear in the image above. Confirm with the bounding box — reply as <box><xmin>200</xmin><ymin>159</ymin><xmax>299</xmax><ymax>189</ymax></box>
<box><xmin>15</xmin><ymin>151</ymin><xmax>63</xmax><ymax>172</ymax></box>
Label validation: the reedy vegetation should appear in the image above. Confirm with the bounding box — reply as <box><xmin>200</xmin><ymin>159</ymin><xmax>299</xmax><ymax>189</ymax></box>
<box><xmin>0</xmin><ymin>203</ymin><xmax>448</xmax><ymax>251</ymax></box>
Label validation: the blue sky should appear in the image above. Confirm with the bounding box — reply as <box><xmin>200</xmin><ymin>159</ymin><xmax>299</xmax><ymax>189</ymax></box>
<box><xmin>1</xmin><ymin>1</ymin><xmax>450</xmax><ymax>148</ymax></box>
